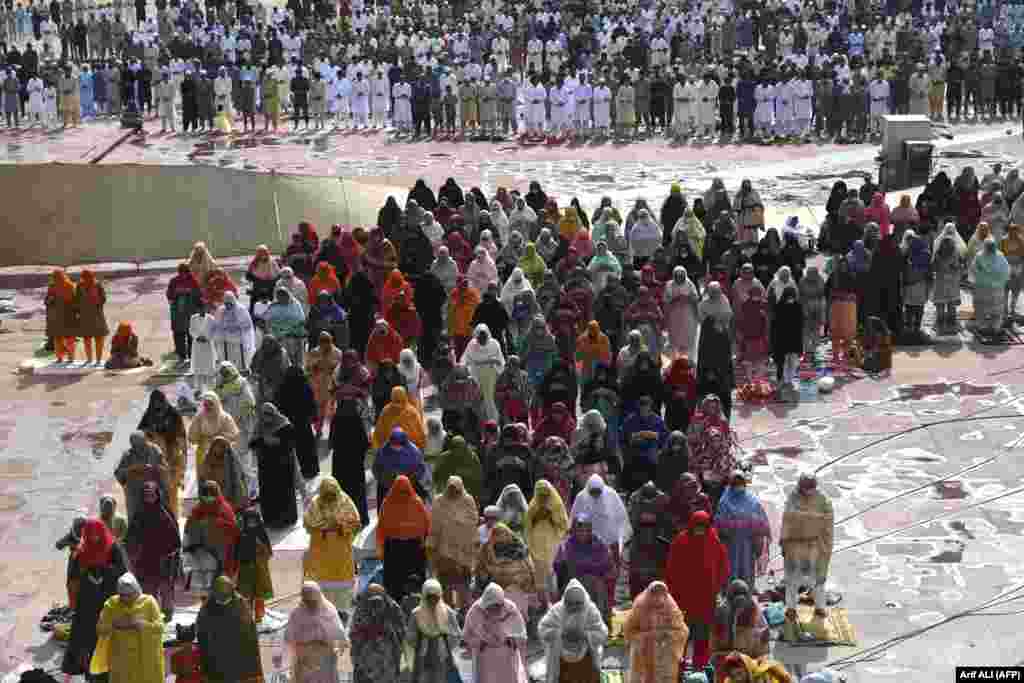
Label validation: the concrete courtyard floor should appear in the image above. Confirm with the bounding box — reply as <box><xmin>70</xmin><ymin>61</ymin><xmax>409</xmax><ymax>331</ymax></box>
<box><xmin>0</xmin><ymin>118</ymin><xmax>1023</xmax><ymax>681</ymax></box>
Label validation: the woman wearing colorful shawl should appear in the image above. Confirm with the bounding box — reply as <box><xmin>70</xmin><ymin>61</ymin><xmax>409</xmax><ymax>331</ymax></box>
<box><xmin>200</xmin><ymin>436</ymin><xmax>249</xmax><ymax>510</ymax></box>
<box><xmin>518</xmin><ymin>241</ymin><xmax>548</xmax><ymax>289</ymax></box>
<box><xmin>427</xmin><ymin>475</ymin><xmax>481</xmax><ymax>610</ymax></box>
<box><xmin>552</xmin><ymin>515</ymin><xmax>613</xmax><ymax>619</ymax></box>
<box><xmin>380</xmin><ymin>270</ymin><xmax>411</xmax><ymax>318</ymax></box>
<box><xmin>92</xmin><ymin>572</ymin><xmax>166</xmax><ymax>683</ymax></box>
<box><xmin>104</xmin><ymin>322</ymin><xmax>147</xmax><ymax>370</ymax></box>
<box><xmin>189</xmin><ymin>391</ymin><xmax>240</xmax><ymax>473</ymax></box>
<box><xmin>188</xmin><ymin>242</ymin><xmax>217</xmax><ymax>288</ymax></box>
<box><xmin>1002</xmin><ymin>224</ymin><xmax>1024</xmax><ymax>321</ymax></box>
<box><xmin>715</xmin><ymin>471</ymin><xmax>771</xmax><ymax>588</ymax></box>
<box><xmin>246</xmin><ymin>244</ymin><xmax>280</xmax><ymax>309</ymax></box>
<box><xmin>277</xmin><ymin>266</ymin><xmax>311</xmax><ymax>314</ymax></box>
<box><xmin>374</xmin><ymin>421</ymin><xmax>429</xmax><ymax>503</ymax></box>
<box><xmin>305</xmin><ymin>331</ymin><xmax>344</xmax><ymax>435</ymax></box>
<box><xmin>527</xmin><ymin>479</ymin><xmax>572</xmax><ymax>604</ymax></box>
<box><xmin>372</xmin><ymin>384</ymin><xmax>427</xmax><ymax>448</ymax></box>
<box><xmin>339</xmin><ymin>230</ymin><xmax>364</xmax><ymax>281</ymax></box>
<box><xmin>663</xmin><ymin>266</ymin><xmax>700</xmax><ymax>358</ymax></box>
<box><xmin>123</xmin><ymin>481</ymin><xmax>181</xmax><ymax>615</ymax></box>
<box><xmin>571</xmin><ymin>321</ymin><xmax>608</xmax><ymax>385</ymax></box>
<box><xmin>464</xmin><ymin>583</ymin><xmax>529</xmax><ymax>683</ymax></box>
<box><xmin>165</xmin><ymin>264</ymin><xmax>204</xmax><ymax>362</ymax></box>
<box><xmin>538</xmin><ymin>579</ymin><xmax>608</xmax><ymax>683</ymax></box>
<box><xmin>364</xmin><ymin>231</ymin><xmax>400</xmax><ymax>295</ymax></box>
<box><xmin>307</xmin><ymin>261</ymin><xmax>342</xmax><ymax>306</ymax></box>
<box><xmin>475</xmin><ymin>521</ymin><xmax>536</xmax><ymax>617</ymax></box>
<box><xmin>711</xmin><ymin>579</ymin><xmax>771</xmax><ymax>659</ymax></box>
<box><xmin>624</xmin><ymin>286</ymin><xmax>665</xmax><ymax>360</ymax></box>
<box><xmin>464</xmin><ymin>246</ymin><xmax>498</xmax><ymax>294</ymax></box>
<box><xmin>460</xmin><ymin>323</ymin><xmax>505</xmax><ymax>422</ymax></box>
<box><xmin>570</xmin><ymin>474</ymin><xmax>630</xmax><ymax>610</ymax></box>
<box><xmin>263</xmin><ymin>286</ymin><xmax>306</xmax><ymax>367</ymax></box>
<box><xmin>365</xmin><ymin>318</ymin><xmax>405</xmax><ymax>373</ymax></box>
<box><xmin>213</xmin><ymin>360</ymin><xmax>257</xmax><ymax>469</ymax></box>
<box><xmin>733</xmin><ymin>179</ymin><xmax>763</xmax><ymax>245</ymax></box>
<box><xmin>138</xmin><ymin>389</ymin><xmax>187</xmax><ymax>516</ymax></box>
<box><xmin>667</xmin><ymin>475</ymin><xmax>714</xmax><ymax>539</ymax></box>
<box><xmin>304</xmin><ymin>476</ymin><xmax>362</xmax><ymax>612</ymax></box>
<box><xmin>586</xmin><ymin>241</ymin><xmax>622</xmax><ymax>294</ymax></box>
<box><xmin>71</xmin><ymin>269</ymin><xmax>108</xmax><ymax>364</ymax></box>
<box><xmin>931</xmin><ymin>224</ymin><xmax>966</xmax><ymax>334</ymax></box>
<box><xmin>737</xmin><ymin>280</ymin><xmax>770</xmax><ymax>380</ymax></box>
<box><xmin>899</xmin><ymin>232</ymin><xmax>932</xmax><ymax>339</ymax></box>
<box><xmin>535</xmin><ymin>436</ymin><xmax>575</xmax><ymax>509</ymax></box>
<box><xmin>284</xmin><ymin>581</ymin><xmax>349</xmax><ymax>683</ymax></box>
<box><xmin>202</xmin><ymin>267</ymin><xmax>239</xmax><ymax>311</ymax></box>
<box><xmin>378</xmin><ymin>475</ymin><xmax>431</xmax><ymax>603</ymax></box>
<box><xmin>406</xmin><ymin>578</ymin><xmax>463</xmax><ymax>683</ymax></box>
<box><xmin>663</xmin><ymin>357</ymin><xmax>697</xmax><ymax>433</ymax></box>
<box><xmin>211</xmin><ymin>292</ymin><xmax>256</xmax><ymax>372</ymax></box>
<box><xmin>61</xmin><ymin>519</ymin><xmax>130</xmax><ymax>677</ymax></box>
<box><xmin>665</xmin><ymin>510</ymin><xmax>729</xmax><ymax>669</ymax></box>
<box><xmin>623</xmin><ymin>581</ymin><xmax>689</xmax><ymax>683</ymax></box>
<box><xmin>972</xmin><ymin>237</ymin><xmax>1012</xmax><ymax>332</ymax></box>
<box><xmin>185</xmin><ymin>480</ymin><xmax>241</xmax><ymax>578</ymax></box>
<box><xmin>719</xmin><ymin>653</ymin><xmax>794</xmax><ymax>683</ymax></box>
<box><xmin>521</xmin><ymin>315</ymin><xmax>558</xmax><ymax>389</ymax></box>
<box><xmin>491</xmin><ymin>353</ymin><xmax>531</xmax><ymax>427</ymax></box>
<box><xmin>349</xmin><ymin>584</ymin><xmax>406</xmax><ymax>683</ymax></box>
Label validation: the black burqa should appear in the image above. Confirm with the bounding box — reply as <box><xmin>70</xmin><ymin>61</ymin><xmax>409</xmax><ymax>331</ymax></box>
<box><xmin>330</xmin><ymin>399</ymin><xmax>371</xmax><ymax>526</ymax></box>
<box><xmin>273</xmin><ymin>367</ymin><xmax>319</xmax><ymax>480</ymax></box>
<box><xmin>344</xmin><ymin>271</ymin><xmax>378</xmax><ymax>357</ymax></box>
<box><xmin>407</xmin><ymin>180</ymin><xmax>438</xmax><ymax>212</ymax></box>
<box><xmin>378</xmin><ymin>197</ymin><xmax>404</xmax><ymax>239</ymax></box>
<box><xmin>770</xmin><ymin>289</ymin><xmax>804</xmax><ymax>380</ymax></box>
<box><xmin>61</xmin><ymin>543</ymin><xmax>130</xmax><ymax>676</ymax></box>
<box><xmin>250</xmin><ymin>410</ymin><xmax>299</xmax><ymax>529</ymax></box>
<box><xmin>413</xmin><ymin>272</ymin><xmax>447</xmax><ymax>368</ymax></box>
<box><xmin>660</xmin><ymin>192</ymin><xmax>687</xmax><ymax>248</ymax></box>
<box><xmin>863</xmin><ymin>234</ymin><xmax>904</xmax><ymax>336</ymax></box>
<box><xmin>696</xmin><ymin>319</ymin><xmax>735</xmax><ymax>419</ymax></box>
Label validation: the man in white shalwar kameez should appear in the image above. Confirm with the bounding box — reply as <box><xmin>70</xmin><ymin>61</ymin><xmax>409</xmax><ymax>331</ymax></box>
<box><xmin>593</xmin><ymin>78</ymin><xmax>612</xmax><ymax>135</ymax></box>
<box><xmin>351</xmin><ymin>72</ymin><xmax>370</xmax><ymax>128</ymax></box>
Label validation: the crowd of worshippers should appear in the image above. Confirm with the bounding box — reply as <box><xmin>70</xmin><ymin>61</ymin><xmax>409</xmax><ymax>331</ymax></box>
<box><xmin>1</xmin><ymin>0</ymin><xmax>1023</xmax><ymax>139</ymax></box>
<box><xmin>39</xmin><ymin>177</ymin><xmax>888</xmax><ymax>683</ymax></box>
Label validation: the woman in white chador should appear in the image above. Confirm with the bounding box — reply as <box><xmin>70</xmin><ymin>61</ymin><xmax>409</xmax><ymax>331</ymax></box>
<box><xmin>211</xmin><ymin>292</ymin><xmax>257</xmax><ymax>373</ymax></box>
<box><xmin>189</xmin><ymin>310</ymin><xmax>218</xmax><ymax>395</ymax></box>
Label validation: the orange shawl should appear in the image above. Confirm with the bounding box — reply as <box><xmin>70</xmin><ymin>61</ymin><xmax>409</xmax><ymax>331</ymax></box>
<box><xmin>48</xmin><ymin>269</ymin><xmax>76</xmax><ymax>305</ymax></box>
<box><xmin>377</xmin><ymin>475</ymin><xmax>431</xmax><ymax>549</ymax></box>
<box><xmin>576</xmin><ymin>321</ymin><xmax>612</xmax><ymax>364</ymax></box>
<box><xmin>112</xmin><ymin>322</ymin><xmax>134</xmax><ymax>345</ymax></box>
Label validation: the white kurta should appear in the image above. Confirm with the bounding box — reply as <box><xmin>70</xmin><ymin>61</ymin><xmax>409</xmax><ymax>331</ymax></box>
<box><xmin>593</xmin><ymin>86</ymin><xmax>611</xmax><ymax>127</ymax></box>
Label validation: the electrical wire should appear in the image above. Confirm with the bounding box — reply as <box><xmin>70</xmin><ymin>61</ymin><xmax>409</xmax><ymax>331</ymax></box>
<box><xmin>822</xmin><ymin>582</ymin><xmax>1024</xmax><ymax>671</ymax></box>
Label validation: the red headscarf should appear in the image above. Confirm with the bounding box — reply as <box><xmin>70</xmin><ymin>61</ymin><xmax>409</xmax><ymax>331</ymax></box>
<box><xmin>308</xmin><ymin>261</ymin><xmax>342</xmax><ymax>304</ymax></box>
<box><xmin>76</xmin><ymin>518</ymin><xmax>115</xmax><ymax>570</ymax></box>
<box><xmin>189</xmin><ymin>481</ymin><xmax>240</xmax><ymax>573</ymax></box>
<box><xmin>665</xmin><ymin>510</ymin><xmax>730</xmax><ymax>623</ymax></box>
<box><xmin>663</xmin><ymin>357</ymin><xmax>697</xmax><ymax>403</ymax></box>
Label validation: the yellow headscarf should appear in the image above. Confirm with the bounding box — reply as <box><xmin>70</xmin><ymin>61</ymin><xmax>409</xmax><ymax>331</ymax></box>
<box><xmin>304</xmin><ymin>476</ymin><xmax>361</xmax><ymax>532</ymax></box>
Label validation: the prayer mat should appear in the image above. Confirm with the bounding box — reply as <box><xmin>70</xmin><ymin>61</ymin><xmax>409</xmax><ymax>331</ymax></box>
<box><xmin>18</xmin><ymin>359</ymin><xmax>103</xmax><ymax>375</ymax></box>
<box><xmin>780</xmin><ymin>607</ymin><xmax>857</xmax><ymax>646</ymax></box>
<box><xmin>152</xmin><ymin>357</ymin><xmax>192</xmax><ymax>378</ymax></box>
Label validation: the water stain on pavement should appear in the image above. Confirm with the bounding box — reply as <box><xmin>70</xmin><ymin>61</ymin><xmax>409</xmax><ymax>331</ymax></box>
<box><xmin>60</xmin><ymin>430</ymin><xmax>113</xmax><ymax>458</ymax></box>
